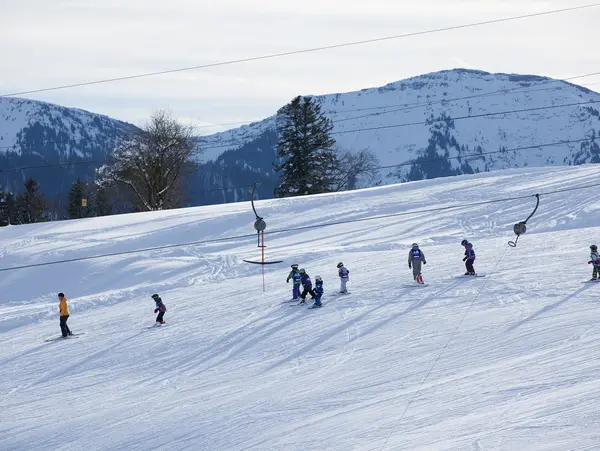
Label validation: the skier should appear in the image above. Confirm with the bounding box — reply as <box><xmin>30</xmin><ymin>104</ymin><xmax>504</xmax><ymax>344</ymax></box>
<box><xmin>408</xmin><ymin>243</ymin><xmax>426</xmax><ymax>284</ymax></box>
<box><xmin>589</xmin><ymin>245</ymin><xmax>600</xmax><ymax>281</ymax></box>
<box><xmin>286</xmin><ymin>264</ymin><xmax>302</xmax><ymax>300</ymax></box>
<box><xmin>461</xmin><ymin>239</ymin><xmax>476</xmax><ymax>275</ymax></box>
<box><xmin>337</xmin><ymin>262</ymin><xmax>350</xmax><ymax>294</ymax></box>
<box><xmin>299</xmin><ymin>268</ymin><xmax>316</xmax><ymax>304</ymax></box>
<box><xmin>152</xmin><ymin>294</ymin><xmax>167</xmax><ymax>325</ymax></box>
<box><xmin>311</xmin><ymin>275</ymin><xmax>324</xmax><ymax>308</ymax></box>
<box><xmin>58</xmin><ymin>292</ymin><xmax>72</xmax><ymax>338</ymax></box>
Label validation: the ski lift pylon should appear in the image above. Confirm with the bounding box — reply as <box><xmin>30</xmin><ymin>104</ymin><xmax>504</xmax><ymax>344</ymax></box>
<box><xmin>242</xmin><ymin>183</ymin><xmax>283</xmax><ymax>290</ymax></box>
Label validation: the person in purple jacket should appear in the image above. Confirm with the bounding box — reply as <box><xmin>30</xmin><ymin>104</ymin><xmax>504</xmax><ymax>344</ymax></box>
<box><xmin>461</xmin><ymin>239</ymin><xmax>476</xmax><ymax>275</ymax></box>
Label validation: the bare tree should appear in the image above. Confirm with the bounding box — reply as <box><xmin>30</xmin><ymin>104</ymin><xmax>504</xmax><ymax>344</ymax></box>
<box><xmin>97</xmin><ymin>111</ymin><xmax>199</xmax><ymax>211</ymax></box>
<box><xmin>332</xmin><ymin>149</ymin><xmax>380</xmax><ymax>191</ymax></box>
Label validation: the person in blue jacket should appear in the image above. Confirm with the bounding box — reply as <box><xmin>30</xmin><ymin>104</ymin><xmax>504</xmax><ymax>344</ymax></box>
<box><xmin>286</xmin><ymin>264</ymin><xmax>302</xmax><ymax>300</ymax></box>
<box><xmin>461</xmin><ymin>239</ymin><xmax>476</xmax><ymax>275</ymax></box>
<box><xmin>312</xmin><ymin>276</ymin><xmax>324</xmax><ymax>308</ymax></box>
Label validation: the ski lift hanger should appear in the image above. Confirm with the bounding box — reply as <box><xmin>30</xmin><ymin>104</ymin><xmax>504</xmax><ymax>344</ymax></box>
<box><xmin>243</xmin><ymin>183</ymin><xmax>283</xmax><ymax>266</ymax></box>
<box><xmin>508</xmin><ymin>193</ymin><xmax>539</xmax><ymax>247</ymax></box>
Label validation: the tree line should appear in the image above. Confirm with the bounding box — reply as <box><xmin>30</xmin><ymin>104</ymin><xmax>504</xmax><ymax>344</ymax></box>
<box><xmin>0</xmin><ymin>97</ymin><xmax>379</xmax><ymax>225</ymax></box>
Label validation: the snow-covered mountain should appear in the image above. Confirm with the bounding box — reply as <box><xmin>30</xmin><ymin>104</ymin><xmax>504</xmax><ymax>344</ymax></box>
<box><xmin>0</xmin><ymin>97</ymin><xmax>136</xmax><ymax>199</ymax></box>
<box><xmin>2</xmin><ymin>164</ymin><xmax>600</xmax><ymax>450</ymax></box>
<box><xmin>2</xmin><ymin>69</ymin><xmax>599</xmax><ymax>209</ymax></box>
<box><xmin>200</xmin><ymin>69</ymin><xmax>600</xmax><ymax>187</ymax></box>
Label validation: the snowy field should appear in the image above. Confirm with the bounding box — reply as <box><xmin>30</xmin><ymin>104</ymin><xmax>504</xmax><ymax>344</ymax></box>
<box><xmin>1</xmin><ymin>165</ymin><xmax>600</xmax><ymax>451</ymax></box>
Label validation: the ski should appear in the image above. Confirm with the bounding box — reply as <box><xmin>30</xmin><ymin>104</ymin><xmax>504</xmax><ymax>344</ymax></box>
<box><xmin>290</xmin><ymin>301</ymin><xmax>308</xmax><ymax>307</ymax></box>
<box><xmin>402</xmin><ymin>284</ymin><xmax>428</xmax><ymax>288</ymax></box>
<box><xmin>308</xmin><ymin>304</ymin><xmax>323</xmax><ymax>309</ymax></box>
<box><xmin>456</xmin><ymin>274</ymin><xmax>486</xmax><ymax>278</ymax></box>
<box><xmin>281</xmin><ymin>299</ymin><xmax>301</xmax><ymax>304</ymax></box>
<box><xmin>44</xmin><ymin>333</ymin><xmax>84</xmax><ymax>343</ymax></box>
<box><xmin>582</xmin><ymin>279</ymin><xmax>599</xmax><ymax>283</ymax></box>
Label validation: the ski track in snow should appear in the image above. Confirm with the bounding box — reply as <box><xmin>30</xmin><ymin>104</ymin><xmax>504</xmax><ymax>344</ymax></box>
<box><xmin>1</xmin><ymin>165</ymin><xmax>600</xmax><ymax>450</ymax></box>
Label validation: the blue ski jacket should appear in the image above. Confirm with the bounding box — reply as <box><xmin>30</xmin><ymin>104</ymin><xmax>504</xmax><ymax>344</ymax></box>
<box><xmin>315</xmin><ymin>282</ymin><xmax>324</xmax><ymax>297</ymax></box>
<box><xmin>300</xmin><ymin>273</ymin><xmax>312</xmax><ymax>288</ymax></box>
<box><xmin>408</xmin><ymin>248</ymin><xmax>426</xmax><ymax>263</ymax></box>
<box><xmin>287</xmin><ymin>270</ymin><xmax>302</xmax><ymax>285</ymax></box>
<box><xmin>464</xmin><ymin>244</ymin><xmax>475</xmax><ymax>260</ymax></box>
<box><xmin>154</xmin><ymin>299</ymin><xmax>166</xmax><ymax>313</ymax></box>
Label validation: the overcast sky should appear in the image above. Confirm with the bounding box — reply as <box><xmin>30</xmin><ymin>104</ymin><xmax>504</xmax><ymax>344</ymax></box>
<box><xmin>1</xmin><ymin>0</ymin><xmax>598</xmax><ymax>134</ymax></box>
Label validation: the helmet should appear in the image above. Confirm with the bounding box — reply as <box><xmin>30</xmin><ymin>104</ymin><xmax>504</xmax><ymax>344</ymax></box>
<box><xmin>291</xmin><ymin>264</ymin><xmax>298</xmax><ymax>268</ymax></box>
<box><xmin>337</xmin><ymin>262</ymin><xmax>344</xmax><ymax>268</ymax></box>
<box><xmin>151</xmin><ymin>294</ymin><xmax>160</xmax><ymax>300</ymax></box>
<box><xmin>58</xmin><ymin>292</ymin><xmax>65</xmax><ymax>298</ymax></box>
<box><xmin>461</xmin><ymin>239</ymin><xmax>468</xmax><ymax>246</ymax></box>
<box><xmin>592</xmin><ymin>245</ymin><xmax>598</xmax><ymax>251</ymax></box>
<box><xmin>299</xmin><ymin>268</ymin><xmax>306</xmax><ymax>274</ymax></box>
<box><xmin>315</xmin><ymin>275</ymin><xmax>323</xmax><ymax>283</ymax></box>
<box><xmin>412</xmin><ymin>243</ymin><xmax>419</xmax><ymax>248</ymax></box>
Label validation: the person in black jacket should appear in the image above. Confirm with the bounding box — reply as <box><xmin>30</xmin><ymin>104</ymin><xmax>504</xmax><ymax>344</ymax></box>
<box><xmin>299</xmin><ymin>269</ymin><xmax>316</xmax><ymax>304</ymax></box>
<box><xmin>152</xmin><ymin>294</ymin><xmax>167</xmax><ymax>324</ymax></box>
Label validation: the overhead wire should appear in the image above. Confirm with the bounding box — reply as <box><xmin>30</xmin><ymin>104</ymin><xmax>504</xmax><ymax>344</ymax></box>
<box><xmin>2</xmin><ymin>71</ymin><xmax>599</xmax><ymax>154</ymax></box>
<box><xmin>1</xmin><ymin>180</ymin><xmax>600</xmax><ymax>273</ymax></box>
<box><xmin>378</xmin><ymin>245</ymin><xmax>512</xmax><ymax>450</ymax></box>
<box><xmin>2</xmin><ymin>4</ymin><xmax>597</xmax><ymax>98</ymax></box>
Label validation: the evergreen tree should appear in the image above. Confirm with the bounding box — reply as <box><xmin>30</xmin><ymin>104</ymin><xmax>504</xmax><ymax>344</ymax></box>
<box><xmin>0</xmin><ymin>190</ymin><xmax>16</xmax><ymax>226</ymax></box>
<box><xmin>94</xmin><ymin>184</ymin><xmax>113</xmax><ymax>217</ymax></box>
<box><xmin>15</xmin><ymin>177</ymin><xmax>46</xmax><ymax>224</ymax></box>
<box><xmin>68</xmin><ymin>178</ymin><xmax>90</xmax><ymax>219</ymax></box>
<box><xmin>274</xmin><ymin>96</ymin><xmax>337</xmax><ymax>197</ymax></box>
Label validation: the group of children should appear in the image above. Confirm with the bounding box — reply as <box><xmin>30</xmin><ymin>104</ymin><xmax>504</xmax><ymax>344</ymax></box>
<box><xmin>54</xmin><ymin>242</ymin><xmax>599</xmax><ymax>337</ymax></box>
<box><xmin>286</xmin><ymin>262</ymin><xmax>350</xmax><ymax>308</ymax></box>
<box><xmin>406</xmin><ymin>240</ymin><xmax>476</xmax><ymax>284</ymax></box>
<box><xmin>407</xmin><ymin>241</ymin><xmax>600</xmax><ymax>284</ymax></box>
<box><xmin>54</xmin><ymin>292</ymin><xmax>168</xmax><ymax>338</ymax></box>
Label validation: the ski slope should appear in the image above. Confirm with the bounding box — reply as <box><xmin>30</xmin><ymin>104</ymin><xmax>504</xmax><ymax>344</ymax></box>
<box><xmin>1</xmin><ymin>165</ymin><xmax>600</xmax><ymax>451</ymax></box>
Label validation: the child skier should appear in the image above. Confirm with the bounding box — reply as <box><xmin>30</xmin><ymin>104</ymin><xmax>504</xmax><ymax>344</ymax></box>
<box><xmin>152</xmin><ymin>294</ymin><xmax>167</xmax><ymax>325</ymax></box>
<box><xmin>286</xmin><ymin>264</ymin><xmax>302</xmax><ymax>300</ymax></box>
<box><xmin>311</xmin><ymin>275</ymin><xmax>324</xmax><ymax>308</ymax></box>
<box><xmin>589</xmin><ymin>245</ymin><xmax>600</xmax><ymax>281</ymax></box>
<box><xmin>58</xmin><ymin>292</ymin><xmax>73</xmax><ymax>338</ymax></box>
<box><xmin>408</xmin><ymin>243</ymin><xmax>426</xmax><ymax>284</ymax></box>
<box><xmin>461</xmin><ymin>239</ymin><xmax>476</xmax><ymax>275</ymax></box>
<box><xmin>337</xmin><ymin>262</ymin><xmax>350</xmax><ymax>294</ymax></box>
<box><xmin>299</xmin><ymin>268</ymin><xmax>316</xmax><ymax>304</ymax></box>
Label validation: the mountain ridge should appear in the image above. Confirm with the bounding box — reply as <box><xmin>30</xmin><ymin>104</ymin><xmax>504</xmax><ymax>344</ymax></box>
<box><xmin>1</xmin><ymin>68</ymin><xmax>598</xmax><ymax>209</ymax></box>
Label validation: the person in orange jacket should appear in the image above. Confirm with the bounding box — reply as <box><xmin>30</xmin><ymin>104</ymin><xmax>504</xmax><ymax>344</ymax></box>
<box><xmin>58</xmin><ymin>292</ymin><xmax>72</xmax><ymax>337</ymax></box>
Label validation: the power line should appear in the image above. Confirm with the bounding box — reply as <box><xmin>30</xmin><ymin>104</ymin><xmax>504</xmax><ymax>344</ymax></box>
<box><xmin>376</xmin><ymin>137</ymin><xmax>594</xmax><ymax>171</ymax></box>
<box><xmin>333</xmin><ymin>100</ymin><xmax>600</xmax><ymax>135</ymax></box>
<box><xmin>378</xmin><ymin>245</ymin><xmax>511</xmax><ymax>450</ymax></box>
<box><xmin>1</xmin><ymin>180</ymin><xmax>600</xmax><ymax>273</ymax></box>
<box><xmin>0</xmin><ymin>130</ymin><xmax>593</xmax><ymax>181</ymax></box>
<box><xmin>194</xmin><ymin>70</ymin><xmax>600</xmax><ymax>135</ymax></box>
<box><xmin>3</xmin><ymin>70</ymin><xmax>599</xmax><ymax>154</ymax></box>
<box><xmin>196</xmin><ymin>99</ymin><xmax>600</xmax><ymax>150</ymax></box>
<box><xmin>2</xmin><ymin>4</ymin><xmax>598</xmax><ymax>98</ymax></box>
<box><xmin>100</xmin><ymin>71</ymin><xmax>600</xmax><ymax>132</ymax></box>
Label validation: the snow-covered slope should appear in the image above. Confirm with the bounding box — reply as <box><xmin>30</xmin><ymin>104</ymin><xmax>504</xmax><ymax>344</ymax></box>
<box><xmin>200</xmin><ymin>69</ymin><xmax>600</xmax><ymax>183</ymax></box>
<box><xmin>1</xmin><ymin>164</ymin><xmax>600</xmax><ymax>450</ymax></box>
